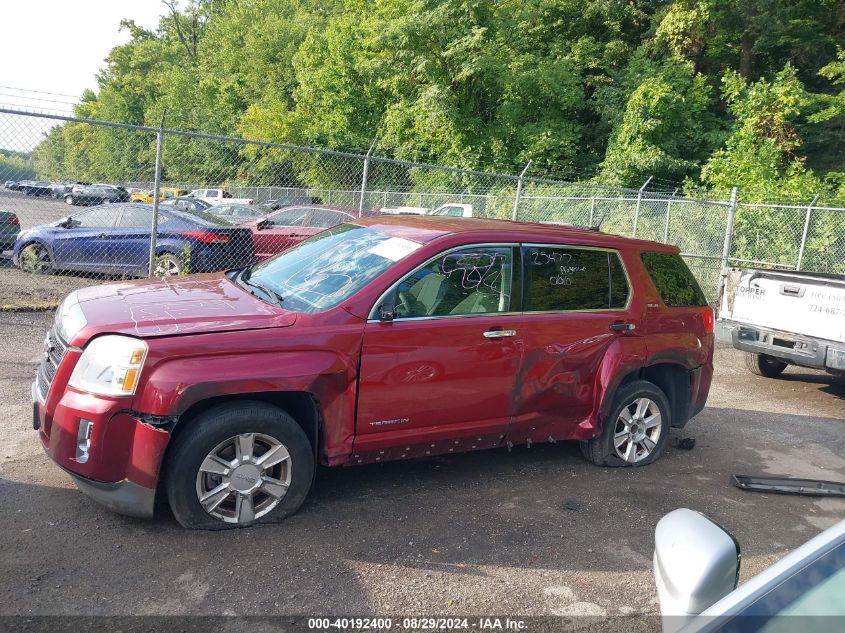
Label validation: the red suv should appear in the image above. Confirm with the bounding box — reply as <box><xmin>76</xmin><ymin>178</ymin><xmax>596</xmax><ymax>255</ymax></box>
<box><xmin>33</xmin><ymin>216</ymin><xmax>714</xmax><ymax>529</ymax></box>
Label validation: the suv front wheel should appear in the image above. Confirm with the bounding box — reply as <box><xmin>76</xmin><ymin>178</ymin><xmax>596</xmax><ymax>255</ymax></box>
<box><xmin>164</xmin><ymin>402</ymin><xmax>314</xmax><ymax>530</ymax></box>
<box><xmin>581</xmin><ymin>380</ymin><xmax>671</xmax><ymax>467</ymax></box>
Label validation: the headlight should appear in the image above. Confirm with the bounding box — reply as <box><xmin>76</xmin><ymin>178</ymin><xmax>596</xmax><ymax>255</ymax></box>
<box><xmin>69</xmin><ymin>335</ymin><xmax>148</xmax><ymax>396</ymax></box>
<box><xmin>55</xmin><ymin>291</ymin><xmax>87</xmax><ymax>343</ymax></box>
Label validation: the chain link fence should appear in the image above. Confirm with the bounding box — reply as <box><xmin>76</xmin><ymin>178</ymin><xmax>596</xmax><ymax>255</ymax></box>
<box><xmin>1</xmin><ymin>107</ymin><xmax>844</xmax><ymax>308</ymax></box>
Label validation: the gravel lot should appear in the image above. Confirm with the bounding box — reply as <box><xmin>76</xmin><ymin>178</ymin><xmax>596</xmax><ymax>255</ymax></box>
<box><xmin>1</xmin><ymin>310</ymin><xmax>844</xmax><ymax>620</ymax></box>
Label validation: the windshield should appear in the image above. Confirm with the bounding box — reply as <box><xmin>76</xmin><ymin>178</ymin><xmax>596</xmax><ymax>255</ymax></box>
<box><xmin>248</xmin><ymin>224</ymin><xmax>422</xmax><ymax>313</ymax></box>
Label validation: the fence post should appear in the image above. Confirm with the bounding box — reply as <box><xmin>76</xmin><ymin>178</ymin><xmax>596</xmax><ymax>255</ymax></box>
<box><xmin>147</xmin><ymin>109</ymin><xmax>167</xmax><ymax>278</ymax></box>
<box><xmin>720</xmin><ymin>187</ymin><xmax>739</xmax><ymax>270</ymax></box>
<box><xmin>796</xmin><ymin>194</ymin><xmax>820</xmax><ymax>271</ymax></box>
<box><xmin>631</xmin><ymin>176</ymin><xmax>653</xmax><ymax>237</ymax></box>
<box><xmin>663</xmin><ymin>187</ymin><xmax>679</xmax><ymax>243</ymax></box>
<box><xmin>358</xmin><ymin>139</ymin><xmax>377</xmax><ymax>218</ymax></box>
<box><xmin>511</xmin><ymin>161</ymin><xmax>532</xmax><ymax>221</ymax></box>
<box><xmin>588</xmin><ymin>196</ymin><xmax>595</xmax><ymax>227</ymax></box>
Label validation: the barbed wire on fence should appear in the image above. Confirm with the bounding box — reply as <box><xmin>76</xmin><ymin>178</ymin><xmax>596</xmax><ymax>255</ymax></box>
<box><xmin>1</xmin><ymin>106</ymin><xmax>844</xmax><ymax>306</ymax></box>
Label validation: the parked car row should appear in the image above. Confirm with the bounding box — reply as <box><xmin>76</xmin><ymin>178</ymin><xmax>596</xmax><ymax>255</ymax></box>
<box><xmin>64</xmin><ymin>184</ymin><xmax>131</xmax><ymax>206</ymax></box>
<box><xmin>7</xmin><ymin>194</ymin><xmax>477</xmax><ymax>276</ymax></box>
<box><xmin>12</xmin><ymin>203</ymin><xmax>254</xmax><ymax>276</ymax></box>
<box><xmin>8</xmin><ymin>202</ymin><xmax>362</xmax><ymax>276</ymax></box>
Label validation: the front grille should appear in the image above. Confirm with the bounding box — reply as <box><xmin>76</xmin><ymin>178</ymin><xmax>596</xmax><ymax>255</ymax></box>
<box><xmin>36</xmin><ymin>327</ymin><xmax>67</xmax><ymax>399</ymax></box>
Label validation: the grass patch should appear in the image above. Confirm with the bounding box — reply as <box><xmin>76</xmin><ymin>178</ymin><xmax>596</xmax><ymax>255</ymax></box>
<box><xmin>0</xmin><ymin>298</ymin><xmax>60</xmax><ymax>312</ymax></box>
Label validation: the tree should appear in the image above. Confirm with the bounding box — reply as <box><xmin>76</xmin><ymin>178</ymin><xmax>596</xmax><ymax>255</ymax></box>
<box><xmin>700</xmin><ymin>65</ymin><xmax>823</xmax><ymax>200</ymax></box>
<box><xmin>599</xmin><ymin>61</ymin><xmax>715</xmax><ymax>186</ymax></box>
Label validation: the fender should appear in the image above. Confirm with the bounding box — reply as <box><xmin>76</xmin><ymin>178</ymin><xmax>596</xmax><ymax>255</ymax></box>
<box><xmin>134</xmin><ymin>349</ymin><xmax>359</xmax><ymax>465</ymax></box>
<box><xmin>590</xmin><ymin>334</ymin><xmax>649</xmax><ymax>437</ymax></box>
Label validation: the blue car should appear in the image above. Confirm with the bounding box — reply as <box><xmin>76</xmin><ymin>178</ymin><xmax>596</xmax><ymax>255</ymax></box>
<box><xmin>13</xmin><ymin>203</ymin><xmax>256</xmax><ymax>277</ymax></box>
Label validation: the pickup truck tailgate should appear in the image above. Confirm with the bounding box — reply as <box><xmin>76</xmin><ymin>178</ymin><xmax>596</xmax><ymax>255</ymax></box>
<box><xmin>720</xmin><ymin>268</ymin><xmax>845</xmax><ymax>344</ymax></box>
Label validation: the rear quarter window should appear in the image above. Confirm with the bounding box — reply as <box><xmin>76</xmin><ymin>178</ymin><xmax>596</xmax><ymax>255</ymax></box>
<box><xmin>640</xmin><ymin>252</ymin><xmax>707</xmax><ymax>307</ymax></box>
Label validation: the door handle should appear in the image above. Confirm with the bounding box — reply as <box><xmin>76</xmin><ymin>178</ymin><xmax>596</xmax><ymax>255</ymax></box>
<box><xmin>609</xmin><ymin>322</ymin><xmax>636</xmax><ymax>332</ymax></box>
<box><xmin>484</xmin><ymin>329</ymin><xmax>516</xmax><ymax>338</ymax></box>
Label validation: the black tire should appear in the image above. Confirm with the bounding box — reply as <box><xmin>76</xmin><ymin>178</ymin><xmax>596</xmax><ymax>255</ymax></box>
<box><xmin>164</xmin><ymin>401</ymin><xmax>314</xmax><ymax>530</ymax></box>
<box><xmin>18</xmin><ymin>242</ymin><xmax>53</xmax><ymax>274</ymax></box>
<box><xmin>745</xmin><ymin>352</ymin><xmax>787</xmax><ymax>378</ymax></box>
<box><xmin>580</xmin><ymin>380</ymin><xmax>671</xmax><ymax>467</ymax></box>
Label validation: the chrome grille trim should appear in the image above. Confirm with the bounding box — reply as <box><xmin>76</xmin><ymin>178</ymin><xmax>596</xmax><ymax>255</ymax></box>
<box><xmin>36</xmin><ymin>327</ymin><xmax>68</xmax><ymax>400</ymax></box>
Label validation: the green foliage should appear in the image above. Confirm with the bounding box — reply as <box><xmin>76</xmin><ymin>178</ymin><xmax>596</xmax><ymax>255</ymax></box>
<box><xmin>600</xmin><ymin>61</ymin><xmax>715</xmax><ymax>185</ymax></box>
<box><xmin>699</xmin><ymin>66</ymin><xmax>823</xmax><ymax>200</ymax></box>
<box><xmin>21</xmin><ymin>0</ymin><xmax>845</xmax><ymax>199</ymax></box>
<box><xmin>180</xmin><ymin>243</ymin><xmax>191</xmax><ymax>275</ymax></box>
<box><xmin>0</xmin><ymin>150</ymin><xmax>35</xmax><ymax>181</ymax></box>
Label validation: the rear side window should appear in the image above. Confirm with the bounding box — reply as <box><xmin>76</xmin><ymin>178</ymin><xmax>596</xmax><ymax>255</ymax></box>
<box><xmin>640</xmin><ymin>252</ymin><xmax>707</xmax><ymax>307</ymax></box>
<box><xmin>523</xmin><ymin>246</ymin><xmax>629</xmax><ymax>311</ymax></box>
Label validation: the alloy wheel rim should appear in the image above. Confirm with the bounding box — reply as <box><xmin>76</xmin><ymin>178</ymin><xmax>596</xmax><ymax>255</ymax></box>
<box><xmin>22</xmin><ymin>244</ymin><xmax>50</xmax><ymax>273</ymax></box>
<box><xmin>154</xmin><ymin>256</ymin><xmax>181</xmax><ymax>276</ymax></box>
<box><xmin>613</xmin><ymin>397</ymin><xmax>661</xmax><ymax>464</ymax></box>
<box><xmin>195</xmin><ymin>432</ymin><xmax>292</xmax><ymax>524</ymax></box>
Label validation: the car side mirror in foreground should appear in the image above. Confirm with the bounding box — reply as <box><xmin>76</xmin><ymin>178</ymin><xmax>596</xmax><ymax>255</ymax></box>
<box><xmin>256</xmin><ymin>219</ymin><xmax>271</xmax><ymax>231</ymax></box>
<box><xmin>654</xmin><ymin>509</ymin><xmax>741</xmax><ymax>629</ymax></box>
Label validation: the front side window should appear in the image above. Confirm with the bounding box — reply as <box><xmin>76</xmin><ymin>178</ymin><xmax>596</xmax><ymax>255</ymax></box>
<box><xmin>248</xmin><ymin>224</ymin><xmax>422</xmax><ymax>313</ymax></box>
<box><xmin>727</xmin><ymin>542</ymin><xmax>845</xmax><ymax>632</ymax></box>
<box><xmin>523</xmin><ymin>246</ymin><xmax>628</xmax><ymax>311</ymax></box>
<box><xmin>393</xmin><ymin>246</ymin><xmax>513</xmax><ymax>318</ymax></box>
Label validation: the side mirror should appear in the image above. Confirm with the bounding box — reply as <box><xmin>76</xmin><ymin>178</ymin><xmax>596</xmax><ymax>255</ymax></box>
<box><xmin>377</xmin><ymin>303</ymin><xmax>395</xmax><ymax>322</ymax></box>
<box><xmin>654</xmin><ymin>509</ymin><xmax>740</xmax><ymax>629</ymax></box>
<box><xmin>256</xmin><ymin>219</ymin><xmax>271</xmax><ymax>230</ymax></box>
<box><xmin>58</xmin><ymin>217</ymin><xmax>72</xmax><ymax>228</ymax></box>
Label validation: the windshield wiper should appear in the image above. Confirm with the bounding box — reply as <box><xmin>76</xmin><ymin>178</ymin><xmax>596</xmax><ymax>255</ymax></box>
<box><xmin>238</xmin><ymin>268</ymin><xmax>284</xmax><ymax>306</ymax></box>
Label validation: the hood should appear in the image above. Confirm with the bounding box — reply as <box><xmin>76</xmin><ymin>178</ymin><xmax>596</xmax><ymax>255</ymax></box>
<box><xmin>70</xmin><ymin>273</ymin><xmax>296</xmax><ymax>341</ymax></box>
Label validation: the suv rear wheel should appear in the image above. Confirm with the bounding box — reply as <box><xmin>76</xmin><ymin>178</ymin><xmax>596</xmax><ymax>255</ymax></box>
<box><xmin>745</xmin><ymin>352</ymin><xmax>787</xmax><ymax>378</ymax></box>
<box><xmin>580</xmin><ymin>380</ymin><xmax>671</xmax><ymax>467</ymax></box>
<box><xmin>165</xmin><ymin>402</ymin><xmax>314</xmax><ymax>530</ymax></box>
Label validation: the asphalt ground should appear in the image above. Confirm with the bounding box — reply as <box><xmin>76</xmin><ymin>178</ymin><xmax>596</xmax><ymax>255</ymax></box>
<box><xmin>0</xmin><ymin>309</ymin><xmax>843</xmax><ymax>622</ymax></box>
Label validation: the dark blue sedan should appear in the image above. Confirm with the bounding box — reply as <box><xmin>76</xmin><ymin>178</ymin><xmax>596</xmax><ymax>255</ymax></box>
<box><xmin>12</xmin><ymin>203</ymin><xmax>256</xmax><ymax>277</ymax></box>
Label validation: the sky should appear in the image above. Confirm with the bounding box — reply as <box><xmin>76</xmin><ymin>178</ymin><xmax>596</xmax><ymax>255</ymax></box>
<box><xmin>0</xmin><ymin>0</ymin><xmax>166</xmax><ymax>152</ymax></box>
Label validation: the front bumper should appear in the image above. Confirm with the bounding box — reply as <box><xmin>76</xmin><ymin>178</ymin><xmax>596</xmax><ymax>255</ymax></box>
<box><xmin>69</xmin><ymin>470</ymin><xmax>157</xmax><ymax>517</ymax></box>
<box><xmin>731</xmin><ymin>324</ymin><xmax>845</xmax><ymax>371</ymax></box>
<box><xmin>34</xmin><ymin>380</ymin><xmax>171</xmax><ymax>517</ymax></box>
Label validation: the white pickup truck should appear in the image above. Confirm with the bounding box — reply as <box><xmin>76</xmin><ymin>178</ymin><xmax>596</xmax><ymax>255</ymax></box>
<box><xmin>379</xmin><ymin>203</ymin><xmax>473</xmax><ymax>217</ymax></box>
<box><xmin>719</xmin><ymin>267</ymin><xmax>845</xmax><ymax>377</ymax></box>
<box><xmin>188</xmin><ymin>188</ymin><xmax>254</xmax><ymax>206</ymax></box>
